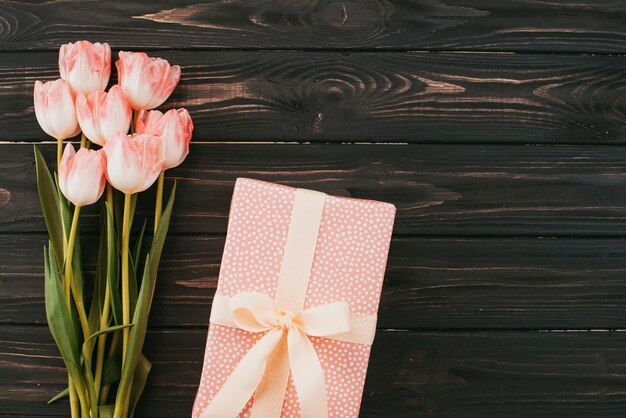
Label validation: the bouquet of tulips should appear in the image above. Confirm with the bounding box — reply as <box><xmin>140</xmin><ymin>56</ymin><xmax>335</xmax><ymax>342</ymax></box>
<box><xmin>33</xmin><ymin>41</ymin><xmax>193</xmax><ymax>418</ymax></box>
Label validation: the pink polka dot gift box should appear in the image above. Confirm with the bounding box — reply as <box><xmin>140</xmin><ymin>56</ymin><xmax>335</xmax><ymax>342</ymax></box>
<box><xmin>193</xmin><ymin>178</ymin><xmax>396</xmax><ymax>418</ymax></box>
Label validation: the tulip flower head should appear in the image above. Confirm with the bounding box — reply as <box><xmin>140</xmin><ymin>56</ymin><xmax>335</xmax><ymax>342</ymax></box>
<box><xmin>136</xmin><ymin>108</ymin><xmax>193</xmax><ymax>169</ymax></box>
<box><xmin>59</xmin><ymin>40</ymin><xmax>111</xmax><ymax>95</ymax></box>
<box><xmin>116</xmin><ymin>51</ymin><xmax>181</xmax><ymax>110</ymax></box>
<box><xmin>103</xmin><ymin>132</ymin><xmax>166</xmax><ymax>194</ymax></box>
<box><xmin>34</xmin><ymin>79</ymin><xmax>81</xmax><ymax>140</ymax></box>
<box><xmin>59</xmin><ymin>144</ymin><xmax>106</xmax><ymax>207</ymax></box>
<box><xmin>76</xmin><ymin>85</ymin><xmax>132</xmax><ymax>147</ymax></box>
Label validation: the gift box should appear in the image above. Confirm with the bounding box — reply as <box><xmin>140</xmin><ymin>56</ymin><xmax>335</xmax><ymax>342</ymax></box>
<box><xmin>193</xmin><ymin>178</ymin><xmax>396</xmax><ymax>418</ymax></box>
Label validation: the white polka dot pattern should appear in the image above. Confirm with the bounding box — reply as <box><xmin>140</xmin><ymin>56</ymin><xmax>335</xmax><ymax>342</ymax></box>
<box><xmin>193</xmin><ymin>178</ymin><xmax>396</xmax><ymax>418</ymax></box>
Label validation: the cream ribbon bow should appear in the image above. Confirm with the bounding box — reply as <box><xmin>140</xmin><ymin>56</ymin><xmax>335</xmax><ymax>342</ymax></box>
<box><xmin>202</xmin><ymin>291</ymin><xmax>356</xmax><ymax>418</ymax></box>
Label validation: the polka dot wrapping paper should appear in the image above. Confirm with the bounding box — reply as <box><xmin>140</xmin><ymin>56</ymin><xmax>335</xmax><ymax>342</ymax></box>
<box><xmin>193</xmin><ymin>178</ymin><xmax>396</xmax><ymax>418</ymax></box>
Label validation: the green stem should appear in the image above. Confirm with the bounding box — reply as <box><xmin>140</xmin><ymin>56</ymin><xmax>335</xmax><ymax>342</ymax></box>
<box><xmin>84</xmin><ymin>366</ymin><xmax>99</xmax><ymax>418</ymax></box>
<box><xmin>81</xmin><ymin>404</ymin><xmax>89</xmax><ymax>417</ymax></box>
<box><xmin>113</xmin><ymin>377</ymin><xmax>132</xmax><ymax>418</ymax></box>
<box><xmin>114</xmin><ymin>193</ymin><xmax>134</xmax><ymax>418</ymax></box>
<box><xmin>74</xmin><ymin>382</ymin><xmax>90</xmax><ymax>418</ymax></box>
<box><xmin>58</xmin><ymin>136</ymin><xmax>69</xmax><ymax>265</ymax></box>
<box><xmin>64</xmin><ymin>206</ymin><xmax>90</xmax><ymax>340</ymax></box>
<box><xmin>58</xmin><ymin>136</ymin><xmax>79</xmax><ymax>416</ymax></box>
<box><xmin>131</xmin><ymin>110</ymin><xmax>138</xmax><ymax>134</ymax></box>
<box><xmin>94</xmin><ymin>183</ymin><xmax>113</xmax><ymax>400</ymax></box>
<box><xmin>69</xmin><ymin>378</ymin><xmax>79</xmax><ymax>418</ymax></box>
<box><xmin>64</xmin><ymin>206</ymin><xmax>80</xmax><ymax>308</ymax></box>
<box><xmin>68</xmin><ymin>372</ymin><xmax>90</xmax><ymax>418</ymax></box>
<box><xmin>99</xmin><ymin>330</ymin><xmax>120</xmax><ymax>403</ymax></box>
<box><xmin>121</xmin><ymin>193</ymin><xmax>132</xmax><ymax>364</ymax></box>
<box><xmin>94</xmin><ymin>184</ymin><xmax>114</xmax><ymax>400</ymax></box>
<box><xmin>56</xmin><ymin>137</ymin><xmax>64</xmax><ymax>167</ymax></box>
<box><xmin>93</xmin><ymin>289</ymin><xmax>110</xmax><ymax>396</ymax></box>
<box><xmin>154</xmin><ymin>171</ymin><xmax>164</xmax><ymax>232</ymax></box>
<box><xmin>56</xmin><ymin>152</ymin><xmax>85</xmax><ymax>415</ymax></box>
<box><xmin>70</xmin><ymin>280</ymin><xmax>90</xmax><ymax>342</ymax></box>
<box><xmin>80</xmin><ymin>132</ymin><xmax>87</xmax><ymax>148</ymax></box>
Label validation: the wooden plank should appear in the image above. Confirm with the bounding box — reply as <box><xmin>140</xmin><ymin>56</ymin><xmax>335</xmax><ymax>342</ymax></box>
<box><xmin>3</xmin><ymin>234</ymin><xmax>626</xmax><ymax>330</ymax></box>
<box><xmin>1</xmin><ymin>326</ymin><xmax>625</xmax><ymax>417</ymax></box>
<box><xmin>2</xmin><ymin>51</ymin><xmax>625</xmax><ymax>143</ymax></box>
<box><xmin>3</xmin><ymin>143</ymin><xmax>626</xmax><ymax>237</ymax></box>
<box><xmin>0</xmin><ymin>1</ymin><xmax>624</xmax><ymax>53</ymax></box>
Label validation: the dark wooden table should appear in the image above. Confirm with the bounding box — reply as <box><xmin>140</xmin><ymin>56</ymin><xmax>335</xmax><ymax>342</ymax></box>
<box><xmin>1</xmin><ymin>1</ymin><xmax>626</xmax><ymax>417</ymax></box>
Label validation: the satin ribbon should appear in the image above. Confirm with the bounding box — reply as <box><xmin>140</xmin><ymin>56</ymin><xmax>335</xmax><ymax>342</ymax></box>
<box><xmin>201</xmin><ymin>187</ymin><xmax>378</xmax><ymax>418</ymax></box>
<box><xmin>202</xmin><ymin>292</ymin><xmax>376</xmax><ymax>418</ymax></box>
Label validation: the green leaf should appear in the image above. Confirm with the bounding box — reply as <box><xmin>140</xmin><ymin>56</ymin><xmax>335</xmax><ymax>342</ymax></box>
<box><xmin>48</xmin><ymin>228</ymin><xmax>97</xmax><ymax>417</ymax></box>
<box><xmin>133</xmin><ymin>219</ymin><xmax>147</xmax><ymax>275</ymax></box>
<box><xmin>55</xmin><ymin>173</ymin><xmax>71</xmax><ymax>239</ymax></box>
<box><xmin>106</xmin><ymin>203</ymin><xmax>122</xmax><ymax>325</ymax></box>
<box><xmin>103</xmin><ymin>353</ymin><xmax>122</xmax><ymax>386</ymax></box>
<box><xmin>115</xmin><ymin>183</ymin><xmax>176</xmax><ymax>411</ymax></box>
<box><xmin>80</xmin><ymin>329</ymin><xmax>99</xmax><ymax>417</ymax></box>
<box><xmin>129</xmin><ymin>354</ymin><xmax>151</xmax><ymax>418</ymax></box>
<box><xmin>83</xmin><ymin>323</ymin><xmax>133</xmax><ymax>351</ymax></box>
<box><xmin>115</xmin><ymin>255</ymin><xmax>152</xmax><ymax>412</ymax></box>
<box><xmin>128</xmin><ymin>244</ymin><xmax>138</xmax><ymax>320</ymax></box>
<box><xmin>114</xmin><ymin>188</ymin><xmax>124</xmax><ymax>235</ymax></box>
<box><xmin>148</xmin><ymin>183</ymin><xmax>177</xmax><ymax>306</ymax></box>
<box><xmin>89</xmin><ymin>204</ymin><xmax>109</xmax><ymax>335</ymax></box>
<box><xmin>34</xmin><ymin>146</ymin><xmax>63</xmax><ymax>268</ymax></box>
<box><xmin>47</xmin><ymin>387</ymin><xmax>69</xmax><ymax>404</ymax></box>
<box><xmin>72</xmin><ymin>224</ymin><xmax>85</xmax><ymax>296</ymax></box>
<box><xmin>54</xmin><ymin>175</ymin><xmax>85</xmax><ymax>297</ymax></box>
<box><xmin>127</xmin><ymin>204</ymin><xmax>144</xmax><ymax>319</ymax></box>
<box><xmin>127</xmin><ymin>218</ymin><xmax>147</xmax><ymax>320</ymax></box>
<box><xmin>99</xmin><ymin>404</ymin><xmax>115</xmax><ymax>418</ymax></box>
<box><xmin>44</xmin><ymin>244</ymin><xmax>84</xmax><ymax>389</ymax></box>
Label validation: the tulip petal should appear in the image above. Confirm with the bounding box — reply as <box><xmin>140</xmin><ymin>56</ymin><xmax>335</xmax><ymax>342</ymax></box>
<box><xmin>104</xmin><ymin>133</ymin><xmax>165</xmax><ymax>194</ymax></box>
<box><xmin>76</xmin><ymin>86</ymin><xmax>131</xmax><ymax>146</ymax></box>
<box><xmin>58</xmin><ymin>144</ymin><xmax>106</xmax><ymax>206</ymax></box>
<box><xmin>59</xmin><ymin>40</ymin><xmax>111</xmax><ymax>95</ymax></box>
<box><xmin>33</xmin><ymin>79</ymin><xmax>79</xmax><ymax>140</ymax></box>
<box><xmin>135</xmin><ymin>108</ymin><xmax>193</xmax><ymax>170</ymax></box>
<box><xmin>116</xmin><ymin>51</ymin><xmax>180</xmax><ymax>110</ymax></box>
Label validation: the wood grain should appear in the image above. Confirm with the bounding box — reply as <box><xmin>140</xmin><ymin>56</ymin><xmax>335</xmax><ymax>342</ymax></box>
<box><xmin>1</xmin><ymin>2</ymin><xmax>625</xmax><ymax>416</ymax></box>
<box><xmin>3</xmin><ymin>143</ymin><xmax>626</xmax><ymax>237</ymax></box>
<box><xmin>2</xmin><ymin>326</ymin><xmax>625</xmax><ymax>417</ymax></box>
<box><xmin>3</xmin><ymin>234</ymin><xmax>626</xmax><ymax>330</ymax></box>
<box><xmin>0</xmin><ymin>1</ymin><xmax>624</xmax><ymax>53</ymax></box>
<box><xmin>2</xmin><ymin>51</ymin><xmax>625</xmax><ymax>143</ymax></box>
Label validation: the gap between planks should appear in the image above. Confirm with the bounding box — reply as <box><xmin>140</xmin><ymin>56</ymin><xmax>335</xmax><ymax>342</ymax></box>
<box><xmin>8</xmin><ymin>141</ymin><xmax>626</xmax><ymax>147</ymax></box>
<box><xmin>1</xmin><ymin>323</ymin><xmax>624</xmax><ymax>333</ymax></box>
<box><xmin>0</xmin><ymin>48</ymin><xmax>623</xmax><ymax>56</ymax></box>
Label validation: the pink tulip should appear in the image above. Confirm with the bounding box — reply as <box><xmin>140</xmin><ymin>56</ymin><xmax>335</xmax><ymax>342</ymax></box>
<box><xmin>103</xmin><ymin>132</ymin><xmax>166</xmax><ymax>194</ymax></box>
<box><xmin>116</xmin><ymin>51</ymin><xmax>181</xmax><ymax>110</ymax></box>
<box><xmin>59</xmin><ymin>41</ymin><xmax>111</xmax><ymax>95</ymax></box>
<box><xmin>59</xmin><ymin>144</ymin><xmax>106</xmax><ymax>207</ymax></box>
<box><xmin>34</xmin><ymin>79</ymin><xmax>80</xmax><ymax>140</ymax></box>
<box><xmin>76</xmin><ymin>85</ymin><xmax>132</xmax><ymax>147</ymax></box>
<box><xmin>136</xmin><ymin>108</ymin><xmax>193</xmax><ymax>169</ymax></box>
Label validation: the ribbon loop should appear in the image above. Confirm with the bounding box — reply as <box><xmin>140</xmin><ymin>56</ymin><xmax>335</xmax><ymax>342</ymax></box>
<box><xmin>230</xmin><ymin>292</ymin><xmax>279</xmax><ymax>332</ymax></box>
<box><xmin>202</xmin><ymin>292</ymin><xmax>357</xmax><ymax>418</ymax></box>
<box><xmin>295</xmin><ymin>301</ymin><xmax>351</xmax><ymax>337</ymax></box>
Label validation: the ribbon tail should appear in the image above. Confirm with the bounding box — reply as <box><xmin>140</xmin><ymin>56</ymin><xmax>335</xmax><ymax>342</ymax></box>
<box><xmin>201</xmin><ymin>328</ymin><xmax>284</xmax><ymax>418</ymax></box>
<box><xmin>287</xmin><ymin>329</ymin><xmax>328</xmax><ymax>418</ymax></box>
